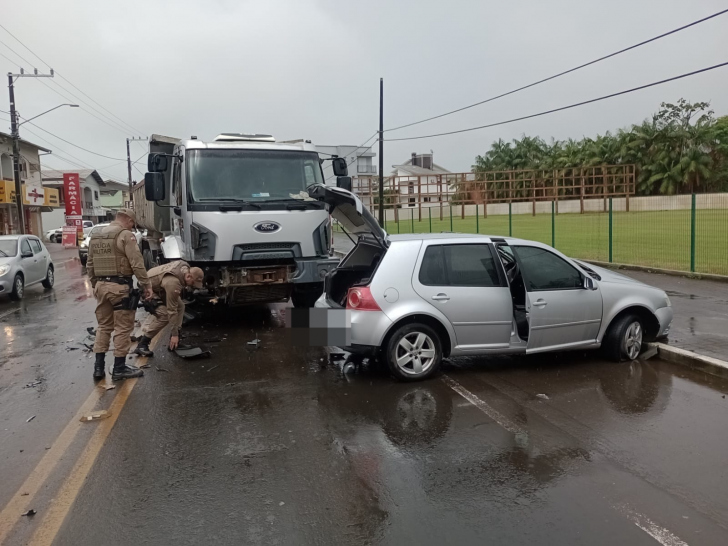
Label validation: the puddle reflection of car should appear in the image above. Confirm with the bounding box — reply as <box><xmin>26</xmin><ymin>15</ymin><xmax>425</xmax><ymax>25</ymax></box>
<box><xmin>311</xmin><ymin>186</ymin><xmax>674</xmax><ymax>382</ymax></box>
<box><xmin>0</xmin><ymin>235</ymin><xmax>55</xmax><ymax>300</ymax></box>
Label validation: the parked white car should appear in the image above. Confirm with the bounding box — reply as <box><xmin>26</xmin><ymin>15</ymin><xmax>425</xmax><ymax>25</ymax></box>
<box><xmin>45</xmin><ymin>227</ymin><xmax>63</xmax><ymax>243</ymax></box>
<box><xmin>0</xmin><ymin>235</ymin><xmax>55</xmax><ymax>300</ymax></box>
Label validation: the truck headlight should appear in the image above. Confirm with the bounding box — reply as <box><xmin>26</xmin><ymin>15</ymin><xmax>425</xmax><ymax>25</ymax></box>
<box><xmin>0</xmin><ymin>265</ymin><xmax>10</xmax><ymax>276</ymax></box>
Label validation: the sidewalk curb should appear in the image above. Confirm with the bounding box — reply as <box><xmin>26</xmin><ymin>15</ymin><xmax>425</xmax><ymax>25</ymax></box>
<box><xmin>587</xmin><ymin>260</ymin><xmax>728</xmax><ymax>284</ymax></box>
<box><xmin>650</xmin><ymin>342</ymin><xmax>728</xmax><ymax>379</ymax></box>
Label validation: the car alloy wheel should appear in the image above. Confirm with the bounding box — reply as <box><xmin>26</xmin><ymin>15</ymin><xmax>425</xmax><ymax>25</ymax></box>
<box><xmin>395</xmin><ymin>332</ymin><xmax>437</xmax><ymax>376</ymax></box>
<box><xmin>15</xmin><ymin>278</ymin><xmax>23</xmax><ymax>298</ymax></box>
<box><xmin>622</xmin><ymin>321</ymin><xmax>642</xmax><ymax>360</ymax></box>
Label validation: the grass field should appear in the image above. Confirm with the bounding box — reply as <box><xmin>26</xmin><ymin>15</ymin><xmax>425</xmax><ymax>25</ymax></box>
<box><xmin>339</xmin><ymin>208</ymin><xmax>728</xmax><ymax>275</ymax></box>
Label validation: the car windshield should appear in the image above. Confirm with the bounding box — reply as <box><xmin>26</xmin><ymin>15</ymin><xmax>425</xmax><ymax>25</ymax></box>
<box><xmin>0</xmin><ymin>240</ymin><xmax>18</xmax><ymax>257</ymax></box>
<box><xmin>187</xmin><ymin>149</ymin><xmax>324</xmax><ymax>203</ymax></box>
<box><xmin>89</xmin><ymin>225</ymin><xmax>106</xmax><ymax>237</ymax></box>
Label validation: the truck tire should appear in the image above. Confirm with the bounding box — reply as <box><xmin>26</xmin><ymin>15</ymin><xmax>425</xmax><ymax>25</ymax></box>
<box><xmin>291</xmin><ymin>282</ymin><xmax>323</xmax><ymax>308</ymax></box>
<box><xmin>143</xmin><ymin>248</ymin><xmax>154</xmax><ymax>270</ymax></box>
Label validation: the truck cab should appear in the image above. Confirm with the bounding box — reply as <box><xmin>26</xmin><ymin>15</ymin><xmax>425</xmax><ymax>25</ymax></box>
<box><xmin>135</xmin><ymin>133</ymin><xmax>344</xmax><ymax>307</ymax></box>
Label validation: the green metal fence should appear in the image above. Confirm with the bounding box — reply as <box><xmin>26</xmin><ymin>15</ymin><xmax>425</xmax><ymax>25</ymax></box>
<box><xmin>336</xmin><ymin>193</ymin><xmax>728</xmax><ymax>276</ymax></box>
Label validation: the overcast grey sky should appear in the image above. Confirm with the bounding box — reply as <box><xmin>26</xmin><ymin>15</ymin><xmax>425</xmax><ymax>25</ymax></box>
<box><xmin>2</xmin><ymin>0</ymin><xmax>727</xmax><ymax>181</ymax></box>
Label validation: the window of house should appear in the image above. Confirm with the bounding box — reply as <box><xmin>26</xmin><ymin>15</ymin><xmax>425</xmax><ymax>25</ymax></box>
<box><xmin>94</xmin><ymin>191</ymin><xmax>99</xmax><ymax>200</ymax></box>
<box><xmin>513</xmin><ymin>245</ymin><xmax>583</xmax><ymax>291</ymax></box>
<box><xmin>419</xmin><ymin>244</ymin><xmax>501</xmax><ymax>287</ymax></box>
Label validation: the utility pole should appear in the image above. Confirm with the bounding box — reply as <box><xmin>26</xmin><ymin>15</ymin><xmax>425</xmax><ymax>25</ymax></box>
<box><xmin>126</xmin><ymin>136</ymin><xmax>148</xmax><ymax>196</ymax></box>
<box><xmin>378</xmin><ymin>78</ymin><xmax>384</xmax><ymax>227</ymax></box>
<box><xmin>7</xmin><ymin>68</ymin><xmax>54</xmax><ymax>234</ymax></box>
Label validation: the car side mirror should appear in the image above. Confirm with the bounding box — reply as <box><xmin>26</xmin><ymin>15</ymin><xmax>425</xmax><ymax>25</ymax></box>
<box><xmin>144</xmin><ymin>172</ymin><xmax>165</xmax><ymax>201</ymax></box>
<box><xmin>583</xmin><ymin>276</ymin><xmax>597</xmax><ymax>290</ymax></box>
<box><xmin>332</xmin><ymin>157</ymin><xmax>348</xmax><ymax>177</ymax></box>
<box><xmin>22</xmin><ymin>250</ymin><xmax>33</xmax><ymax>258</ymax></box>
<box><xmin>147</xmin><ymin>153</ymin><xmax>168</xmax><ymax>172</ymax></box>
<box><xmin>336</xmin><ymin>176</ymin><xmax>352</xmax><ymax>192</ymax></box>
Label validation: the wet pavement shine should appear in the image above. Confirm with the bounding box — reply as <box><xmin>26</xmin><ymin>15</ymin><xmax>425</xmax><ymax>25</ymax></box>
<box><xmin>1</xmin><ymin>253</ymin><xmax>728</xmax><ymax>545</ymax></box>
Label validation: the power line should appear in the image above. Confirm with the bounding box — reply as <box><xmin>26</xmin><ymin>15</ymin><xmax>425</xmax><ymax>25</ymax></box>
<box><xmin>0</xmin><ymin>23</ymin><xmax>145</xmax><ymax>136</ymax></box>
<box><xmin>385</xmin><ymin>8</ymin><xmax>728</xmax><ymax>133</ymax></box>
<box><xmin>20</xmin><ymin>118</ymin><xmax>126</xmax><ymax>160</ymax></box>
<box><xmin>384</xmin><ymin>61</ymin><xmax>728</xmax><ymax>142</ymax></box>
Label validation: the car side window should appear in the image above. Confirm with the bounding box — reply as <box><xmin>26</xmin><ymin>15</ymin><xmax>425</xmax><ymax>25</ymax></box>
<box><xmin>419</xmin><ymin>244</ymin><xmax>501</xmax><ymax>287</ymax></box>
<box><xmin>29</xmin><ymin>239</ymin><xmax>42</xmax><ymax>254</ymax></box>
<box><xmin>20</xmin><ymin>239</ymin><xmax>32</xmax><ymax>256</ymax></box>
<box><xmin>513</xmin><ymin>245</ymin><xmax>583</xmax><ymax>291</ymax></box>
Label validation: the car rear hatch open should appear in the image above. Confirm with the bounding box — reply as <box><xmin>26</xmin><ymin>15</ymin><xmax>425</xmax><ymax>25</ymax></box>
<box><xmin>309</xmin><ymin>185</ymin><xmax>389</xmax><ymax>307</ymax></box>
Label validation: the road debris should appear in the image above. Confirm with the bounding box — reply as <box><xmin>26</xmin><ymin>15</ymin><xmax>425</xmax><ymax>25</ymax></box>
<box><xmin>329</xmin><ymin>352</ymin><xmax>345</xmax><ymax>361</ymax></box>
<box><xmin>639</xmin><ymin>346</ymin><xmax>658</xmax><ymax>361</ymax></box>
<box><xmin>139</xmin><ymin>364</ymin><xmax>151</xmax><ymax>369</ymax></box>
<box><xmin>23</xmin><ymin>380</ymin><xmax>43</xmax><ymax>389</ymax></box>
<box><xmin>21</xmin><ymin>510</ymin><xmax>36</xmax><ymax>517</ymax></box>
<box><xmin>98</xmin><ymin>384</ymin><xmax>116</xmax><ymax>391</ymax></box>
<box><xmin>279</xmin><ymin>502</ymin><xmax>285</xmax><ymax>506</ymax></box>
<box><xmin>87</xmin><ymin>327</ymin><xmax>96</xmax><ymax>336</ymax></box>
<box><xmin>26</xmin><ymin>415</ymin><xmax>36</xmax><ymax>423</ymax></box>
<box><xmin>175</xmin><ymin>347</ymin><xmax>211</xmax><ymax>359</ymax></box>
<box><xmin>207</xmin><ymin>365</ymin><xmax>220</xmax><ymax>372</ymax></box>
<box><xmin>536</xmin><ymin>394</ymin><xmax>550</xmax><ymax>400</ymax></box>
<box><xmin>156</xmin><ymin>366</ymin><xmax>169</xmax><ymax>372</ymax></box>
<box><xmin>247</xmin><ymin>338</ymin><xmax>261</xmax><ymax>347</ymax></box>
<box><xmin>80</xmin><ymin>410</ymin><xmax>110</xmax><ymax>422</ymax></box>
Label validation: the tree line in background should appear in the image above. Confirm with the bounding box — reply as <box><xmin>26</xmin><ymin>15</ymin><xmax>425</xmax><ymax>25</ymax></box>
<box><xmin>472</xmin><ymin>100</ymin><xmax>728</xmax><ymax>195</ymax></box>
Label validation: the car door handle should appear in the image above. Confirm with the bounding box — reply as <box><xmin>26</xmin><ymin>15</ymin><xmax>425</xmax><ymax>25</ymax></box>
<box><xmin>533</xmin><ymin>299</ymin><xmax>547</xmax><ymax>307</ymax></box>
<box><xmin>432</xmin><ymin>294</ymin><xmax>450</xmax><ymax>301</ymax></box>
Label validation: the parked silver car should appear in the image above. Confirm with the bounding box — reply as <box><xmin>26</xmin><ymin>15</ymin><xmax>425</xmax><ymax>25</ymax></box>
<box><xmin>0</xmin><ymin>235</ymin><xmax>55</xmax><ymax>300</ymax></box>
<box><xmin>311</xmin><ymin>186</ymin><xmax>673</xmax><ymax>382</ymax></box>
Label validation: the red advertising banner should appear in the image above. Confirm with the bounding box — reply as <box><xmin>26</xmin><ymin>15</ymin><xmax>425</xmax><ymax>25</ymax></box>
<box><xmin>62</xmin><ymin>226</ymin><xmax>78</xmax><ymax>247</ymax></box>
<box><xmin>63</xmin><ymin>173</ymin><xmax>81</xmax><ymax>217</ymax></box>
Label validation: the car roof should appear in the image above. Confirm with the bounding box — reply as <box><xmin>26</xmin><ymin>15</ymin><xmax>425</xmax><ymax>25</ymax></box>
<box><xmin>388</xmin><ymin>233</ymin><xmax>556</xmax><ymax>249</ymax></box>
<box><xmin>0</xmin><ymin>234</ymin><xmax>38</xmax><ymax>240</ymax></box>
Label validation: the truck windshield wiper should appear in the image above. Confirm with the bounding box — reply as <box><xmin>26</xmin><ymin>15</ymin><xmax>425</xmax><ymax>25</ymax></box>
<box><xmin>198</xmin><ymin>198</ymin><xmax>261</xmax><ymax>210</ymax></box>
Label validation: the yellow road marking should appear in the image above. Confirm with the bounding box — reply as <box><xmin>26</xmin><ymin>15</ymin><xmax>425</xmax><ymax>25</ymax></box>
<box><xmin>27</xmin><ymin>377</ymin><xmax>138</xmax><ymax>546</ymax></box>
<box><xmin>0</xmin><ymin>333</ymin><xmax>161</xmax><ymax>546</ymax></box>
<box><xmin>0</xmin><ymin>386</ymin><xmax>104</xmax><ymax>543</ymax></box>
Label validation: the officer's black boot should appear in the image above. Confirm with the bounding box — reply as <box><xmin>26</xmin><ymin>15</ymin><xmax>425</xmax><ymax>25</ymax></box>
<box><xmin>93</xmin><ymin>352</ymin><xmax>106</xmax><ymax>380</ymax></box>
<box><xmin>111</xmin><ymin>356</ymin><xmax>144</xmax><ymax>381</ymax></box>
<box><xmin>133</xmin><ymin>336</ymin><xmax>154</xmax><ymax>357</ymax></box>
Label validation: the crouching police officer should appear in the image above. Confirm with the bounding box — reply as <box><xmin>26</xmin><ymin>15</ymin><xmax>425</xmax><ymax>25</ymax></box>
<box><xmin>135</xmin><ymin>260</ymin><xmax>204</xmax><ymax>356</ymax></box>
<box><xmin>87</xmin><ymin>209</ymin><xmax>152</xmax><ymax>380</ymax></box>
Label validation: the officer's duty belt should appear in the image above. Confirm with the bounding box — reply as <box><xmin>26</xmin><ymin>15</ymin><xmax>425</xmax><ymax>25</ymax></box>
<box><xmin>99</xmin><ymin>276</ymin><xmax>132</xmax><ymax>285</ymax></box>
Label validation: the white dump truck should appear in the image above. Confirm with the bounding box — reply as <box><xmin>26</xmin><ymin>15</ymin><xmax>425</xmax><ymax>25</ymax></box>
<box><xmin>132</xmin><ymin>133</ymin><xmax>351</xmax><ymax>307</ymax></box>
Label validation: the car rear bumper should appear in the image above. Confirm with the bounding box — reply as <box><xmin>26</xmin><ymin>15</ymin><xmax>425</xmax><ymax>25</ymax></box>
<box><xmin>315</xmin><ymin>294</ymin><xmax>392</xmax><ymax>348</ymax></box>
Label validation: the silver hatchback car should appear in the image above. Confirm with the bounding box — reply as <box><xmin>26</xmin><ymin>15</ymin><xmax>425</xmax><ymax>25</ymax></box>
<box><xmin>311</xmin><ymin>186</ymin><xmax>673</xmax><ymax>382</ymax></box>
<box><xmin>0</xmin><ymin>235</ymin><xmax>55</xmax><ymax>300</ymax></box>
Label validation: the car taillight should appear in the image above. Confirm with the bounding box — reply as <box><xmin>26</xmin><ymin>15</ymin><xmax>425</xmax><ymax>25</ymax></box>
<box><xmin>346</xmin><ymin>287</ymin><xmax>381</xmax><ymax>311</ymax></box>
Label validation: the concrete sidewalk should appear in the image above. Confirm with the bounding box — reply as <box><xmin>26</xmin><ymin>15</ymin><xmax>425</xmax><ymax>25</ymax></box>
<box><xmin>333</xmin><ymin>232</ymin><xmax>728</xmax><ymax>362</ymax></box>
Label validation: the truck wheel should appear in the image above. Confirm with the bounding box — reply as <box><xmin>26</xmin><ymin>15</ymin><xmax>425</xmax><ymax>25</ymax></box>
<box><xmin>291</xmin><ymin>283</ymin><xmax>323</xmax><ymax>308</ymax></box>
<box><xmin>143</xmin><ymin>248</ymin><xmax>154</xmax><ymax>270</ymax></box>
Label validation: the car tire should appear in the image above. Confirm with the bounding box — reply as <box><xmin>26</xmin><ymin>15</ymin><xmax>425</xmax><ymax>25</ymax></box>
<box><xmin>80</xmin><ymin>255</ymin><xmax>87</xmax><ymax>267</ymax></box>
<box><xmin>42</xmin><ymin>266</ymin><xmax>54</xmax><ymax>289</ymax></box>
<box><xmin>385</xmin><ymin>323</ymin><xmax>442</xmax><ymax>382</ymax></box>
<box><xmin>10</xmin><ymin>274</ymin><xmax>24</xmax><ymax>301</ymax></box>
<box><xmin>603</xmin><ymin>313</ymin><xmax>644</xmax><ymax>362</ymax></box>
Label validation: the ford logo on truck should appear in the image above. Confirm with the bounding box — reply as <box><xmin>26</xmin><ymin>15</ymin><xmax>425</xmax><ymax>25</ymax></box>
<box><xmin>254</xmin><ymin>221</ymin><xmax>281</xmax><ymax>234</ymax></box>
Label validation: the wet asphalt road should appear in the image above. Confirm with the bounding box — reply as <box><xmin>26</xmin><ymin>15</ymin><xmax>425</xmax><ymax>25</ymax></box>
<box><xmin>1</xmin><ymin>253</ymin><xmax>728</xmax><ymax>545</ymax></box>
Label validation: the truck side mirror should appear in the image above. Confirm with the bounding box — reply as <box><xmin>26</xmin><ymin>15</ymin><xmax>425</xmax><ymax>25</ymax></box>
<box><xmin>332</xmin><ymin>157</ymin><xmax>348</xmax><ymax>177</ymax></box>
<box><xmin>336</xmin><ymin>176</ymin><xmax>352</xmax><ymax>192</ymax></box>
<box><xmin>147</xmin><ymin>153</ymin><xmax>168</xmax><ymax>172</ymax></box>
<box><xmin>144</xmin><ymin>172</ymin><xmax>166</xmax><ymax>201</ymax></box>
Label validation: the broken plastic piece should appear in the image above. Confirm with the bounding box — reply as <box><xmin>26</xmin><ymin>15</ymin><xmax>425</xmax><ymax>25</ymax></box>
<box><xmin>99</xmin><ymin>384</ymin><xmax>116</xmax><ymax>391</ymax></box>
<box><xmin>175</xmin><ymin>347</ymin><xmax>211</xmax><ymax>359</ymax></box>
<box><xmin>80</xmin><ymin>410</ymin><xmax>110</xmax><ymax>422</ymax></box>
<box><xmin>536</xmin><ymin>393</ymin><xmax>550</xmax><ymax>400</ymax></box>
<box><xmin>247</xmin><ymin>339</ymin><xmax>261</xmax><ymax>347</ymax></box>
<box><xmin>87</xmin><ymin>327</ymin><xmax>96</xmax><ymax>336</ymax></box>
<box><xmin>21</xmin><ymin>509</ymin><xmax>36</xmax><ymax>517</ymax></box>
<box><xmin>639</xmin><ymin>346</ymin><xmax>658</xmax><ymax>361</ymax></box>
<box><xmin>156</xmin><ymin>366</ymin><xmax>169</xmax><ymax>372</ymax></box>
<box><xmin>24</xmin><ymin>380</ymin><xmax>42</xmax><ymax>389</ymax></box>
<box><xmin>26</xmin><ymin>415</ymin><xmax>36</xmax><ymax>423</ymax></box>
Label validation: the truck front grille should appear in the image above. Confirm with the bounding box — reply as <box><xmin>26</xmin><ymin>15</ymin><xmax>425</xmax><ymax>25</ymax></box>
<box><xmin>229</xmin><ymin>284</ymin><xmax>291</xmax><ymax>305</ymax></box>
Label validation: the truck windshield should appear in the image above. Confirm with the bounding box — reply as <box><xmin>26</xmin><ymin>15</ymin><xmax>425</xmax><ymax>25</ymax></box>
<box><xmin>187</xmin><ymin>149</ymin><xmax>324</xmax><ymax>202</ymax></box>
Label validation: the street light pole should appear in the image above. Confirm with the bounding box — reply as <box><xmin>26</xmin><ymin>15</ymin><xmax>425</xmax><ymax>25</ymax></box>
<box><xmin>127</xmin><ymin>136</ymin><xmax>148</xmax><ymax>196</ymax></box>
<box><xmin>7</xmin><ymin>68</ymin><xmax>56</xmax><ymax>234</ymax></box>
